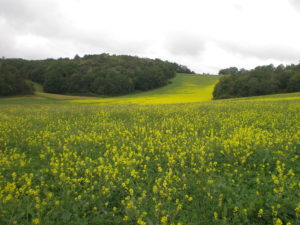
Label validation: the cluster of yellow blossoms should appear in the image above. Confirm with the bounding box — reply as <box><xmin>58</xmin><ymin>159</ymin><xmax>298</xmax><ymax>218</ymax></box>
<box><xmin>0</xmin><ymin>99</ymin><xmax>299</xmax><ymax>224</ymax></box>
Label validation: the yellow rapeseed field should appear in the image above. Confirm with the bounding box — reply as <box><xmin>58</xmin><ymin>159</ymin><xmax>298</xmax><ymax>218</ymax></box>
<box><xmin>0</xmin><ymin>75</ymin><xmax>300</xmax><ymax>225</ymax></box>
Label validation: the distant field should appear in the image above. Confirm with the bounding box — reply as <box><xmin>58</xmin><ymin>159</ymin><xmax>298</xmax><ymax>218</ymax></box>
<box><xmin>71</xmin><ymin>74</ymin><xmax>220</xmax><ymax>104</ymax></box>
<box><xmin>1</xmin><ymin>74</ymin><xmax>219</xmax><ymax>104</ymax></box>
<box><xmin>1</xmin><ymin>74</ymin><xmax>300</xmax><ymax>225</ymax></box>
<box><xmin>3</xmin><ymin>74</ymin><xmax>300</xmax><ymax>104</ymax></box>
<box><xmin>224</xmin><ymin>91</ymin><xmax>300</xmax><ymax>102</ymax></box>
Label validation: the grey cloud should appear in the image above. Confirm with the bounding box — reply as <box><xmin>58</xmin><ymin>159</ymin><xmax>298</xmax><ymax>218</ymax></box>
<box><xmin>218</xmin><ymin>41</ymin><xmax>300</xmax><ymax>62</ymax></box>
<box><xmin>0</xmin><ymin>0</ymin><xmax>37</xmax><ymax>24</ymax></box>
<box><xmin>0</xmin><ymin>0</ymin><xmax>151</xmax><ymax>59</ymax></box>
<box><xmin>0</xmin><ymin>24</ymin><xmax>16</xmax><ymax>58</ymax></box>
<box><xmin>165</xmin><ymin>34</ymin><xmax>206</xmax><ymax>57</ymax></box>
<box><xmin>0</xmin><ymin>0</ymin><xmax>73</xmax><ymax>58</ymax></box>
<box><xmin>0</xmin><ymin>1</ymin><xmax>98</xmax><ymax>58</ymax></box>
<box><xmin>233</xmin><ymin>3</ymin><xmax>243</xmax><ymax>11</ymax></box>
<box><xmin>73</xmin><ymin>33</ymin><xmax>149</xmax><ymax>57</ymax></box>
<box><xmin>0</xmin><ymin>0</ymin><xmax>63</xmax><ymax>35</ymax></box>
<box><xmin>289</xmin><ymin>0</ymin><xmax>300</xmax><ymax>11</ymax></box>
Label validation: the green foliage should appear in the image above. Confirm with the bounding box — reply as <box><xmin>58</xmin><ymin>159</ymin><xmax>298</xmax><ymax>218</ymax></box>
<box><xmin>218</xmin><ymin>67</ymin><xmax>239</xmax><ymax>75</ymax></box>
<box><xmin>214</xmin><ymin>64</ymin><xmax>300</xmax><ymax>99</ymax></box>
<box><xmin>168</xmin><ymin>62</ymin><xmax>195</xmax><ymax>74</ymax></box>
<box><xmin>1</xmin><ymin>54</ymin><xmax>193</xmax><ymax>96</ymax></box>
<box><xmin>0</xmin><ymin>60</ymin><xmax>34</xmax><ymax>96</ymax></box>
<box><xmin>287</xmin><ymin>72</ymin><xmax>300</xmax><ymax>92</ymax></box>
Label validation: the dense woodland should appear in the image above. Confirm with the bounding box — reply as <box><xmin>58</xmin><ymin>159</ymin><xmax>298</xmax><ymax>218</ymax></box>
<box><xmin>0</xmin><ymin>54</ymin><xmax>194</xmax><ymax>96</ymax></box>
<box><xmin>0</xmin><ymin>61</ymin><xmax>34</xmax><ymax>96</ymax></box>
<box><xmin>213</xmin><ymin>64</ymin><xmax>300</xmax><ymax>99</ymax></box>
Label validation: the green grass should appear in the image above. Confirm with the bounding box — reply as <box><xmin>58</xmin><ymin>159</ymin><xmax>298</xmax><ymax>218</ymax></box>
<box><xmin>72</xmin><ymin>74</ymin><xmax>220</xmax><ymax>104</ymax></box>
<box><xmin>225</xmin><ymin>91</ymin><xmax>300</xmax><ymax>102</ymax></box>
<box><xmin>25</xmin><ymin>80</ymin><xmax>44</xmax><ymax>92</ymax></box>
<box><xmin>29</xmin><ymin>80</ymin><xmax>96</xmax><ymax>100</ymax></box>
<box><xmin>2</xmin><ymin>74</ymin><xmax>220</xmax><ymax>104</ymax></box>
<box><xmin>31</xmin><ymin>80</ymin><xmax>44</xmax><ymax>92</ymax></box>
<box><xmin>34</xmin><ymin>92</ymin><xmax>97</xmax><ymax>100</ymax></box>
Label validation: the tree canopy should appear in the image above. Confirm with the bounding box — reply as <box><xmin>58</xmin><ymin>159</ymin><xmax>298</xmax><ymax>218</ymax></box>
<box><xmin>0</xmin><ymin>60</ymin><xmax>34</xmax><ymax>96</ymax></box>
<box><xmin>218</xmin><ymin>67</ymin><xmax>239</xmax><ymax>75</ymax></box>
<box><xmin>213</xmin><ymin>64</ymin><xmax>300</xmax><ymax>99</ymax></box>
<box><xmin>0</xmin><ymin>54</ymin><xmax>194</xmax><ymax>96</ymax></box>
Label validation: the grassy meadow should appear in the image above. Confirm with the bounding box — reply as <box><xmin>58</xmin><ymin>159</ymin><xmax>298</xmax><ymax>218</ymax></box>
<box><xmin>0</xmin><ymin>74</ymin><xmax>300</xmax><ymax>225</ymax></box>
<box><xmin>71</xmin><ymin>74</ymin><xmax>219</xmax><ymax>105</ymax></box>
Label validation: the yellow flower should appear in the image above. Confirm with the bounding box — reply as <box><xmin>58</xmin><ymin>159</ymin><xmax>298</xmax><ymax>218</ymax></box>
<box><xmin>11</xmin><ymin>172</ymin><xmax>17</xmax><ymax>180</ymax></box>
<box><xmin>258</xmin><ymin>208</ymin><xmax>264</xmax><ymax>218</ymax></box>
<box><xmin>47</xmin><ymin>192</ymin><xmax>53</xmax><ymax>199</ymax></box>
<box><xmin>161</xmin><ymin>216</ymin><xmax>168</xmax><ymax>224</ymax></box>
<box><xmin>129</xmin><ymin>188</ymin><xmax>134</xmax><ymax>196</ymax></box>
<box><xmin>275</xmin><ymin>218</ymin><xmax>283</xmax><ymax>225</ymax></box>
<box><xmin>295</xmin><ymin>202</ymin><xmax>300</xmax><ymax>217</ymax></box>
<box><xmin>123</xmin><ymin>216</ymin><xmax>129</xmax><ymax>221</ymax></box>
<box><xmin>137</xmin><ymin>218</ymin><xmax>147</xmax><ymax>225</ymax></box>
<box><xmin>233</xmin><ymin>206</ymin><xmax>239</xmax><ymax>214</ymax></box>
<box><xmin>214</xmin><ymin>211</ymin><xmax>218</xmax><ymax>220</ymax></box>
<box><xmin>32</xmin><ymin>218</ymin><xmax>40</xmax><ymax>224</ymax></box>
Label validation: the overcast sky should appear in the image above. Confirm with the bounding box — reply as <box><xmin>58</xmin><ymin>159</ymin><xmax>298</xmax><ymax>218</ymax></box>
<box><xmin>1</xmin><ymin>0</ymin><xmax>300</xmax><ymax>73</ymax></box>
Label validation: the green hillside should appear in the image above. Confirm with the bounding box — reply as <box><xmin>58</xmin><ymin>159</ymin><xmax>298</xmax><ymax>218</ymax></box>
<box><xmin>72</xmin><ymin>74</ymin><xmax>220</xmax><ymax>104</ymax></box>
<box><xmin>226</xmin><ymin>91</ymin><xmax>300</xmax><ymax>102</ymax></box>
<box><xmin>3</xmin><ymin>74</ymin><xmax>300</xmax><ymax>105</ymax></box>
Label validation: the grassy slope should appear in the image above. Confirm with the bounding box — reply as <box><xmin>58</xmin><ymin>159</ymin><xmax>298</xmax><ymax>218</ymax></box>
<box><xmin>1</xmin><ymin>74</ymin><xmax>219</xmax><ymax>105</ymax></box>
<box><xmin>72</xmin><ymin>74</ymin><xmax>220</xmax><ymax>104</ymax></box>
<box><xmin>29</xmin><ymin>81</ymin><xmax>84</xmax><ymax>100</ymax></box>
<box><xmin>2</xmin><ymin>74</ymin><xmax>219</xmax><ymax>104</ymax></box>
<box><xmin>0</xmin><ymin>81</ymin><xmax>97</xmax><ymax>103</ymax></box>
<box><xmin>31</xmin><ymin>81</ymin><xmax>96</xmax><ymax>100</ymax></box>
<box><xmin>226</xmin><ymin>91</ymin><xmax>300</xmax><ymax>102</ymax></box>
<box><xmin>2</xmin><ymin>74</ymin><xmax>300</xmax><ymax>104</ymax></box>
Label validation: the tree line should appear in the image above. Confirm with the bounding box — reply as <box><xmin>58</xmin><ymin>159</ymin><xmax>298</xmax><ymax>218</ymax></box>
<box><xmin>0</xmin><ymin>54</ymin><xmax>194</xmax><ymax>96</ymax></box>
<box><xmin>213</xmin><ymin>64</ymin><xmax>300</xmax><ymax>99</ymax></box>
<box><xmin>0</xmin><ymin>60</ymin><xmax>34</xmax><ymax>96</ymax></box>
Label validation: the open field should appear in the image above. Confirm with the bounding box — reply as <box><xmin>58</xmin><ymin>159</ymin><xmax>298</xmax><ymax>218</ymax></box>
<box><xmin>71</xmin><ymin>74</ymin><xmax>219</xmax><ymax>104</ymax></box>
<box><xmin>1</xmin><ymin>74</ymin><xmax>219</xmax><ymax>104</ymax></box>
<box><xmin>224</xmin><ymin>92</ymin><xmax>300</xmax><ymax>102</ymax></box>
<box><xmin>0</xmin><ymin>75</ymin><xmax>300</xmax><ymax>225</ymax></box>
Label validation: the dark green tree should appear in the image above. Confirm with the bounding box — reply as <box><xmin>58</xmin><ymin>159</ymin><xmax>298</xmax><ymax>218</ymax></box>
<box><xmin>0</xmin><ymin>62</ymin><xmax>33</xmax><ymax>96</ymax></box>
<box><xmin>214</xmin><ymin>63</ymin><xmax>300</xmax><ymax>99</ymax></box>
<box><xmin>218</xmin><ymin>67</ymin><xmax>239</xmax><ymax>75</ymax></box>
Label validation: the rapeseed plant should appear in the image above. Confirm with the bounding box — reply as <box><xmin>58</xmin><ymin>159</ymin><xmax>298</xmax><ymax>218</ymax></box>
<box><xmin>0</xmin><ymin>99</ymin><xmax>299</xmax><ymax>224</ymax></box>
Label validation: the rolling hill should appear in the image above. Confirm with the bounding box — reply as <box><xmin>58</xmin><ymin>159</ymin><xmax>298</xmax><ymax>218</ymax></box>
<box><xmin>71</xmin><ymin>74</ymin><xmax>220</xmax><ymax>104</ymax></box>
<box><xmin>2</xmin><ymin>73</ymin><xmax>300</xmax><ymax>105</ymax></box>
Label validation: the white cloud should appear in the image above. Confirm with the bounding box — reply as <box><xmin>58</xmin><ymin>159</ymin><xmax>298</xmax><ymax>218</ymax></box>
<box><xmin>0</xmin><ymin>0</ymin><xmax>300</xmax><ymax>73</ymax></box>
<box><xmin>289</xmin><ymin>0</ymin><xmax>300</xmax><ymax>11</ymax></box>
